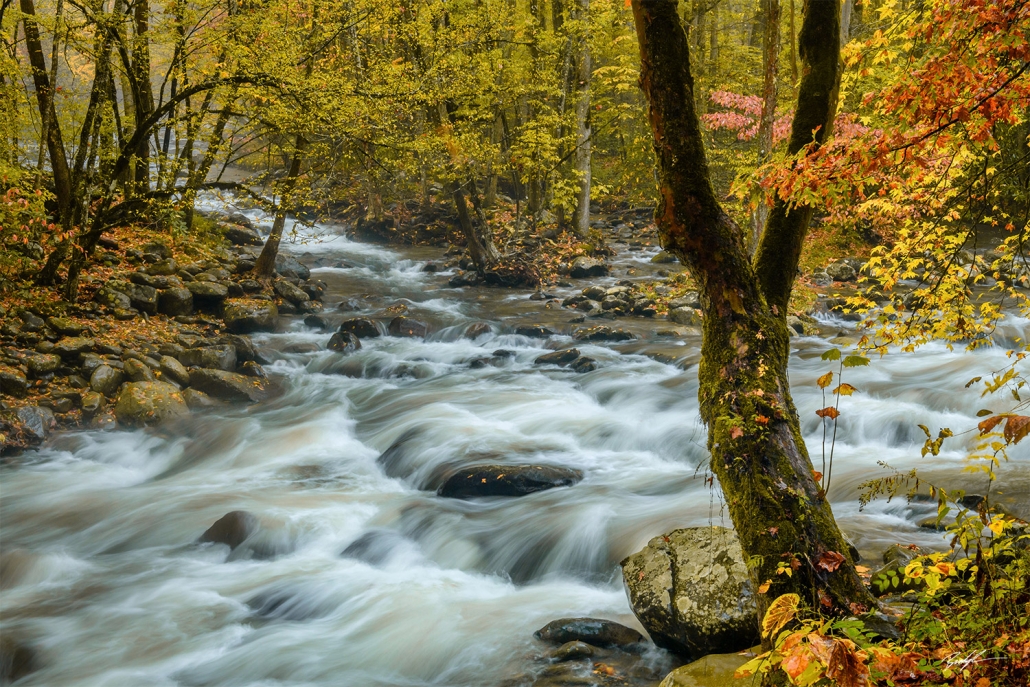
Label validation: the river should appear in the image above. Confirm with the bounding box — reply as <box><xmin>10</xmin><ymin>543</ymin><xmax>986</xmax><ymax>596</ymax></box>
<box><xmin>2</xmin><ymin>206</ymin><xmax>1028</xmax><ymax>686</ymax></box>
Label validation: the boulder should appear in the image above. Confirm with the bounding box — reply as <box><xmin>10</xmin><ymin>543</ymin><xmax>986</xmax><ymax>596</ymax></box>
<box><xmin>668</xmin><ymin>292</ymin><xmax>701</xmax><ymax>310</ymax></box>
<box><xmin>273</xmin><ymin>279</ymin><xmax>311</xmax><ymax>305</ymax></box>
<box><xmin>95</xmin><ymin>286</ymin><xmax>133</xmax><ymax>310</ymax></box>
<box><xmin>809</xmin><ymin>271</ymin><xmax>832</xmax><ymax>287</ymax></box>
<box><xmin>141</xmin><ymin>241</ymin><xmax>172</xmax><ymax>259</ymax></box>
<box><xmin>515</xmin><ymin>324</ymin><xmax>555</xmax><ymax>338</ymax></box>
<box><xmin>327</xmin><ymin>331</ymin><xmax>361</xmax><ymax>354</ymax></box>
<box><xmin>182</xmin><ymin>388</ymin><xmax>217</xmax><ymax>410</ymax></box>
<box><xmin>826</xmin><ymin>260</ymin><xmax>857</xmax><ymax>282</ymax></box>
<box><xmin>573</xmin><ymin>326</ymin><xmax>635</xmax><ymax>342</ymax></box>
<box><xmin>223</xmin><ymin>300</ymin><xmax>279</xmax><ymax>334</ymax></box>
<box><xmin>158</xmin><ymin>288</ymin><xmax>194</xmax><ymax>316</ymax></box>
<box><xmin>123</xmin><ymin>283</ymin><xmax>159</xmax><ymax>314</ymax></box>
<box><xmin>339</xmin><ymin>317</ymin><xmax>381</xmax><ymax>338</ymax></box>
<box><xmin>534</xmin><ymin>348</ymin><xmax>581</xmax><ymax>366</ymax></box>
<box><xmin>54</xmin><ymin>337</ymin><xmax>94</xmax><ymax>360</ymax></box>
<box><xmin>669</xmin><ymin>307</ymin><xmax>701</xmax><ymax>326</ymax></box>
<box><xmin>225</xmin><ymin>225</ymin><xmax>263</xmax><ymax>246</ymax></box>
<box><xmin>26</xmin><ymin>353</ymin><xmax>60</xmax><ymax>377</ymax></box>
<box><xmin>179</xmin><ymin>344</ymin><xmax>236</xmax><ymax>371</ymax></box>
<box><xmin>582</xmin><ymin>285</ymin><xmax>607</xmax><ymax>301</ymax></box>
<box><xmin>158</xmin><ymin>355</ymin><xmax>190</xmax><ymax>387</ymax></box>
<box><xmin>304</xmin><ymin>314</ymin><xmax>330</xmax><ymax>330</ymax></box>
<box><xmin>535</xmin><ymin>618</ymin><xmax>645</xmax><ymax>650</ymax></box>
<box><xmin>437</xmin><ymin>464</ymin><xmax>583</xmax><ymax>499</ymax></box>
<box><xmin>187</xmin><ymin>282</ymin><xmax>229</xmax><ymax>310</ymax></box>
<box><xmin>198</xmin><ymin>510</ymin><xmax>258</xmax><ymax>550</ymax></box>
<box><xmin>658</xmin><ymin>652</ymin><xmax>753</xmax><ymax>687</ymax></box>
<box><xmin>0</xmin><ymin>365</ymin><xmax>29</xmax><ymax>397</ymax></box>
<box><xmin>621</xmin><ymin>527</ymin><xmax>758</xmax><ymax>657</ymax></box>
<box><xmin>114</xmin><ymin>381</ymin><xmax>189</xmax><ymax>427</ymax></box>
<box><xmin>275</xmin><ymin>254</ymin><xmax>310</xmax><ymax>280</ymax></box>
<box><xmin>123</xmin><ymin>358</ymin><xmax>156</xmax><ymax>382</ymax></box>
<box><xmin>80</xmin><ymin>391</ymin><xmax>104</xmax><ymax>416</ymax></box>
<box><xmin>226</xmin><ymin>212</ymin><xmax>254</xmax><ymax>229</ymax></box>
<box><xmin>188</xmin><ymin>368</ymin><xmax>271</xmax><ymax>403</ymax></box>
<box><xmin>570</xmin><ymin>356</ymin><xmax>597</xmax><ymax>373</ymax></box>
<box><xmin>144</xmin><ymin>258</ymin><xmax>179</xmax><ymax>276</ymax></box>
<box><xmin>570</xmin><ymin>256</ymin><xmax>609</xmax><ymax>278</ymax></box>
<box><xmin>15</xmin><ymin>405</ymin><xmax>56</xmax><ymax>441</ymax></box>
<box><xmin>46</xmin><ymin>317</ymin><xmax>87</xmax><ymax>336</ymax></box>
<box><xmin>651</xmin><ymin>250</ymin><xmax>679</xmax><ymax>264</ymax></box>
<box><xmin>18</xmin><ymin>310</ymin><xmax>45</xmax><ymax>331</ymax></box>
<box><xmin>464</xmin><ymin>322</ymin><xmax>493</xmax><ymax>339</ymax></box>
<box><xmin>90</xmin><ymin>365</ymin><xmax>125</xmax><ymax>397</ymax></box>
<box><xmin>239</xmin><ymin>361</ymin><xmax>266</xmax><ymax>378</ymax></box>
<box><xmin>388</xmin><ymin>316</ymin><xmax>428</xmax><ymax>338</ymax></box>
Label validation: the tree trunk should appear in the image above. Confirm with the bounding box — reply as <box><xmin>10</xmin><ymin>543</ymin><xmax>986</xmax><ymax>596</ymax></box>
<box><xmin>750</xmin><ymin>0</ymin><xmax>780</xmax><ymax>252</ymax></box>
<box><xmin>20</xmin><ymin>0</ymin><xmax>72</xmax><ymax>218</ymax></box>
<box><xmin>572</xmin><ymin>0</ymin><xmax>591</xmax><ymax>238</ymax></box>
<box><xmin>840</xmin><ymin>0</ymin><xmax>854</xmax><ymax>46</ymax></box>
<box><xmin>129</xmin><ymin>0</ymin><xmax>154</xmax><ymax>194</ymax></box>
<box><xmin>788</xmin><ymin>0</ymin><xmax>799</xmax><ymax>82</ymax></box>
<box><xmin>753</xmin><ymin>0</ymin><xmax>842</xmax><ymax>316</ymax></box>
<box><xmin>253</xmin><ymin>136</ymin><xmax>307</xmax><ymax>279</ymax></box>
<box><xmin>630</xmin><ymin>0</ymin><xmax>874</xmax><ymax>625</ymax></box>
<box><xmin>450</xmin><ymin>180</ymin><xmax>501</xmax><ymax>271</ymax></box>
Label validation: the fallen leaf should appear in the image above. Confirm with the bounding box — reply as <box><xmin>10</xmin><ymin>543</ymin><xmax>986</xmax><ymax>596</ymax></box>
<box><xmin>758</xmin><ymin>580</ymin><xmax>771</xmax><ymax>594</ymax></box>
<box><xmin>816</xmin><ymin>550</ymin><xmax>846</xmax><ymax>572</ymax></box>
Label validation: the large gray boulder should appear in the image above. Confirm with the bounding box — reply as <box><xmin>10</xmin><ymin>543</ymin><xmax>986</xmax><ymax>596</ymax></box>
<box><xmin>179</xmin><ymin>344</ymin><xmax>236</xmax><ymax>371</ymax></box>
<box><xmin>158</xmin><ymin>287</ymin><xmax>193</xmax><ymax>316</ymax></box>
<box><xmin>272</xmin><ymin>279</ymin><xmax>310</xmax><ymax>305</ymax></box>
<box><xmin>621</xmin><ymin>527</ymin><xmax>758</xmax><ymax>658</ymax></box>
<box><xmin>275</xmin><ymin>254</ymin><xmax>310</xmax><ymax>280</ymax></box>
<box><xmin>114</xmin><ymin>381</ymin><xmax>189</xmax><ymax>427</ymax></box>
<box><xmin>188</xmin><ymin>368</ymin><xmax>271</xmax><ymax>403</ymax></box>
<box><xmin>223</xmin><ymin>300</ymin><xmax>278</xmax><ymax>334</ymax></box>
<box><xmin>570</xmin><ymin>256</ymin><xmax>609</xmax><ymax>278</ymax></box>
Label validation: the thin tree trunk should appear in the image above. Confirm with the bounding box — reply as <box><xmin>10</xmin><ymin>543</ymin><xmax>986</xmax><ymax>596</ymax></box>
<box><xmin>36</xmin><ymin>0</ymin><xmax>62</xmax><ymax>172</ymax></box>
<box><xmin>129</xmin><ymin>0</ymin><xmax>154</xmax><ymax>194</ymax></box>
<box><xmin>788</xmin><ymin>0</ymin><xmax>799</xmax><ymax>82</ymax></box>
<box><xmin>840</xmin><ymin>0</ymin><xmax>853</xmax><ymax>46</ymax></box>
<box><xmin>20</xmin><ymin>0</ymin><xmax>72</xmax><ymax>218</ymax></box>
<box><xmin>182</xmin><ymin>85</ymin><xmax>238</xmax><ymax>229</ymax></box>
<box><xmin>572</xmin><ymin>0</ymin><xmax>591</xmax><ymax>238</ymax></box>
<box><xmin>631</xmin><ymin>0</ymin><xmax>873</xmax><ymax>626</ymax></box>
<box><xmin>750</xmin><ymin>0</ymin><xmax>780</xmax><ymax>252</ymax></box>
<box><xmin>253</xmin><ymin>136</ymin><xmax>307</xmax><ymax>278</ymax></box>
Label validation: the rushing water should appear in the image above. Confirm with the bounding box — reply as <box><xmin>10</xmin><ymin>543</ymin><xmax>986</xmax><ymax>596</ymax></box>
<box><xmin>2</xmin><ymin>207</ymin><xmax>1028</xmax><ymax>687</ymax></box>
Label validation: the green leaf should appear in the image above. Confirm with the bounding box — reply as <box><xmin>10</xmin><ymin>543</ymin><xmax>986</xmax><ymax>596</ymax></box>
<box><xmin>843</xmin><ymin>355</ymin><xmax>870</xmax><ymax>367</ymax></box>
<box><xmin>821</xmin><ymin>348</ymin><xmax>842</xmax><ymax>361</ymax></box>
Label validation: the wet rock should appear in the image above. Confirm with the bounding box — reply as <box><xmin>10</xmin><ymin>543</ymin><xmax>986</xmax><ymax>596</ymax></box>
<box><xmin>273</xmin><ymin>279</ymin><xmax>311</xmax><ymax>305</ymax></box>
<box><xmin>158</xmin><ymin>288</ymin><xmax>194</xmax><ymax>316</ymax></box>
<box><xmin>80</xmin><ymin>391</ymin><xmax>104</xmax><ymax>416</ymax></box>
<box><xmin>547</xmin><ymin>641</ymin><xmax>595</xmax><ymax>662</ymax></box>
<box><xmin>145</xmin><ymin>258</ymin><xmax>179</xmax><ymax>276</ymax></box>
<box><xmin>95</xmin><ymin>286</ymin><xmax>133</xmax><ymax>310</ymax></box>
<box><xmin>275</xmin><ymin>254</ymin><xmax>310</xmax><ymax>280</ymax></box>
<box><xmin>90</xmin><ymin>365</ymin><xmax>125</xmax><ymax>397</ymax></box>
<box><xmin>199</xmin><ymin>510</ymin><xmax>258</xmax><ymax>550</ymax></box>
<box><xmin>621</xmin><ymin>527</ymin><xmax>758</xmax><ymax>657</ymax></box>
<box><xmin>179</xmin><ymin>344</ymin><xmax>237</xmax><ymax>371</ymax></box>
<box><xmin>301</xmin><ymin>280</ymin><xmax>327</xmax><ymax>300</ymax></box>
<box><xmin>187</xmin><ymin>282</ymin><xmax>229</xmax><ymax>310</ymax></box>
<box><xmin>582</xmin><ymin>285</ymin><xmax>607</xmax><ymax>301</ymax></box>
<box><xmin>54</xmin><ymin>337</ymin><xmax>94</xmax><ymax>360</ymax></box>
<box><xmin>182</xmin><ymin>388</ymin><xmax>217</xmax><ymax>410</ymax></box>
<box><xmin>239</xmin><ymin>361</ymin><xmax>266</xmax><ymax>378</ymax></box>
<box><xmin>809</xmin><ymin>271</ymin><xmax>832</xmax><ymax>287</ymax></box>
<box><xmin>111</xmin><ymin>307</ymin><xmax>138</xmax><ymax>320</ymax></box>
<box><xmin>304</xmin><ymin>314</ymin><xmax>330</xmax><ymax>330</ymax></box>
<box><xmin>46</xmin><ymin>317</ymin><xmax>87</xmax><ymax>336</ymax></box>
<box><xmin>535</xmin><ymin>348</ymin><xmax>581</xmax><ymax>366</ymax></box>
<box><xmin>826</xmin><ymin>260</ymin><xmax>857</xmax><ymax>282</ymax></box>
<box><xmin>141</xmin><ymin>241</ymin><xmax>172</xmax><ymax>259</ymax></box>
<box><xmin>225</xmin><ymin>225</ymin><xmax>263</xmax><ymax>246</ymax></box>
<box><xmin>336</xmin><ymin>298</ymin><xmax>367</xmax><ymax>313</ymax></box>
<box><xmin>226</xmin><ymin>212</ymin><xmax>254</xmax><ymax>229</ymax></box>
<box><xmin>223</xmin><ymin>300</ymin><xmax>278</xmax><ymax>334</ymax></box>
<box><xmin>122</xmin><ymin>283</ymin><xmax>159</xmax><ymax>314</ymax></box>
<box><xmin>114</xmin><ymin>381</ymin><xmax>189</xmax><ymax>427</ymax></box>
<box><xmin>668</xmin><ymin>293</ymin><xmax>700</xmax><ymax>310</ymax></box>
<box><xmin>437</xmin><ymin>464</ymin><xmax>583</xmax><ymax>499</ymax></box>
<box><xmin>651</xmin><ymin>250</ymin><xmax>679</xmax><ymax>264</ymax></box>
<box><xmin>26</xmin><ymin>353</ymin><xmax>60</xmax><ymax>378</ymax></box>
<box><xmin>339</xmin><ymin>317</ymin><xmax>381</xmax><ymax>339</ymax></box>
<box><xmin>786</xmin><ymin>315</ymin><xmax>805</xmax><ymax>335</ymax></box>
<box><xmin>388</xmin><ymin>316</ymin><xmax>428</xmax><ymax>338</ymax></box>
<box><xmin>570</xmin><ymin>256</ymin><xmax>609</xmax><ymax>278</ymax></box>
<box><xmin>123</xmin><ymin>358</ymin><xmax>156</xmax><ymax>382</ymax></box>
<box><xmin>341</xmin><ymin>529</ymin><xmax>407</xmax><ymax>565</ymax></box>
<box><xmin>573</xmin><ymin>326</ymin><xmax>635</xmax><ymax>342</ymax></box>
<box><xmin>669</xmin><ymin>307</ymin><xmax>701</xmax><ymax>327</ymax></box>
<box><xmin>535</xmin><ymin>618</ymin><xmax>645</xmax><ymax>650</ymax></box>
<box><xmin>464</xmin><ymin>322</ymin><xmax>493</xmax><ymax>339</ymax></box>
<box><xmin>328</xmin><ymin>331</ymin><xmax>361</xmax><ymax>354</ymax></box>
<box><xmin>570</xmin><ymin>356</ymin><xmax>597</xmax><ymax>373</ymax></box>
<box><xmin>0</xmin><ymin>365</ymin><xmax>29</xmax><ymax>398</ymax></box>
<box><xmin>227</xmin><ymin>335</ymin><xmax>257</xmax><ymax>362</ymax></box>
<box><xmin>159</xmin><ymin>356</ymin><xmax>190</xmax><ymax>387</ymax></box>
<box><xmin>188</xmin><ymin>368</ymin><xmax>272</xmax><ymax>403</ymax></box>
<box><xmin>18</xmin><ymin>310</ymin><xmax>45</xmax><ymax>332</ymax></box>
<box><xmin>15</xmin><ymin>405</ymin><xmax>56</xmax><ymax>441</ymax></box>
<box><xmin>239</xmin><ymin>279</ymin><xmax>262</xmax><ymax>293</ymax></box>
<box><xmin>515</xmin><ymin>325</ymin><xmax>555</xmax><ymax>338</ymax></box>
<box><xmin>283</xmin><ymin>342</ymin><xmax>320</xmax><ymax>354</ymax></box>
<box><xmin>658</xmin><ymin>652</ymin><xmax>752</xmax><ymax>687</ymax></box>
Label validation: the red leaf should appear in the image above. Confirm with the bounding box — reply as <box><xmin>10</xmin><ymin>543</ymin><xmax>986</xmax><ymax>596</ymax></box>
<box><xmin>816</xmin><ymin>550</ymin><xmax>846</xmax><ymax>572</ymax></box>
<box><xmin>1003</xmin><ymin>415</ymin><xmax>1030</xmax><ymax>444</ymax></box>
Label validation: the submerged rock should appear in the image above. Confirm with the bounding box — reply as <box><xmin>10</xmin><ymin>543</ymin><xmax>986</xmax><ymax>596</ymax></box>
<box><xmin>199</xmin><ymin>510</ymin><xmax>258</xmax><ymax>550</ymax></box>
<box><xmin>437</xmin><ymin>464</ymin><xmax>583</xmax><ymax>499</ymax></box>
<box><xmin>621</xmin><ymin>527</ymin><xmax>758</xmax><ymax>658</ymax></box>
<box><xmin>338</xmin><ymin>317</ymin><xmax>381</xmax><ymax>338</ymax></box>
<box><xmin>535</xmin><ymin>618</ymin><xmax>645</xmax><ymax>650</ymax></box>
<box><xmin>327</xmin><ymin>331</ymin><xmax>361</xmax><ymax>354</ymax></box>
<box><xmin>388</xmin><ymin>316</ymin><xmax>428</xmax><ymax>338</ymax></box>
<box><xmin>534</xmin><ymin>348</ymin><xmax>581</xmax><ymax>366</ymax></box>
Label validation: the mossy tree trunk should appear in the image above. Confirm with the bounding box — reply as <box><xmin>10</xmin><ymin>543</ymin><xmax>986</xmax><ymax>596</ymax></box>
<box><xmin>630</xmin><ymin>0</ymin><xmax>875</xmax><ymax>624</ymax></box>
<box><xmin>253</xmin><ymin>135</ymin><xmax>307</xmax><ymax>279</ymax></box>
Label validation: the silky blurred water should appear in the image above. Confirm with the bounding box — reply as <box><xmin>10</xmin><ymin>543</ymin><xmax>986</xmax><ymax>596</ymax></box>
<box><xmin>1</xmin><ymin>205</ymin><xmax>1027</xmax><ymax>686</ymax></box>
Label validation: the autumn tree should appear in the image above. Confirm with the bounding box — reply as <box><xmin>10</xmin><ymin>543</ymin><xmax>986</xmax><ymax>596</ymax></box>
<box><xmin>631</xmin><ymin>0</ymin><xmax>876</xmax><ymax>623</ymax></box>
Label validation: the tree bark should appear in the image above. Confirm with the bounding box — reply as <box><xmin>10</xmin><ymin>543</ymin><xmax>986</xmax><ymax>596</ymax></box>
<box><xmin>129</xmin><ymin>0</ymin><xmax>154</xmax><ymax>194</ymax></box>
<box><xmin>253</xmin><ymin>135</ymin><xmax>307</xmax><ymax>278</ymax></box>
<box><xmin>572</xmin><ymin>0</ymin><xmax>591</xmax><ymax>238</ymax></box>
<box><xmin>753</xmin><ymin>0</ymin><xmax>841</xmax><ymax>316</ymax></box>
<box><xmin>630</xmin><ymin>0</ymin><xmax>874</xmax><ymax>624</ymax></box>
<box><xmin>750</xmin><ymin>0</ymin><xmax>780</xmax><ymax>252</ymax></box>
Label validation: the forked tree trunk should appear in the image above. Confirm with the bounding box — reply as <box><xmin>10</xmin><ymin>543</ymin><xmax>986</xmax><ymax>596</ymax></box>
<box><xmin>572</xmin><ymin>0</ymin><xmax>592</xmax><ymax>238</ymax></box>
<box><xmin>630</xmin><ymin>0</ymin><xmax>874</xmax><ymax>624</ymax></box>
<box><xmin>253</xmin><ymin>136</ymin><xmax>307</xmax><ymax>278</ymax></box>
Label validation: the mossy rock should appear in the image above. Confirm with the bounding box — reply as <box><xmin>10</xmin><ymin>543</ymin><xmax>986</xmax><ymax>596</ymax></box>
<box><xmin>659</xmin><ymin>651</ymin><xmax>754</xmax><ymax>687</ymax></box>
<box><xmin>114</xmin><ymin>381</ymin><xmax>189</xmax><ymax>427</ymax></box>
